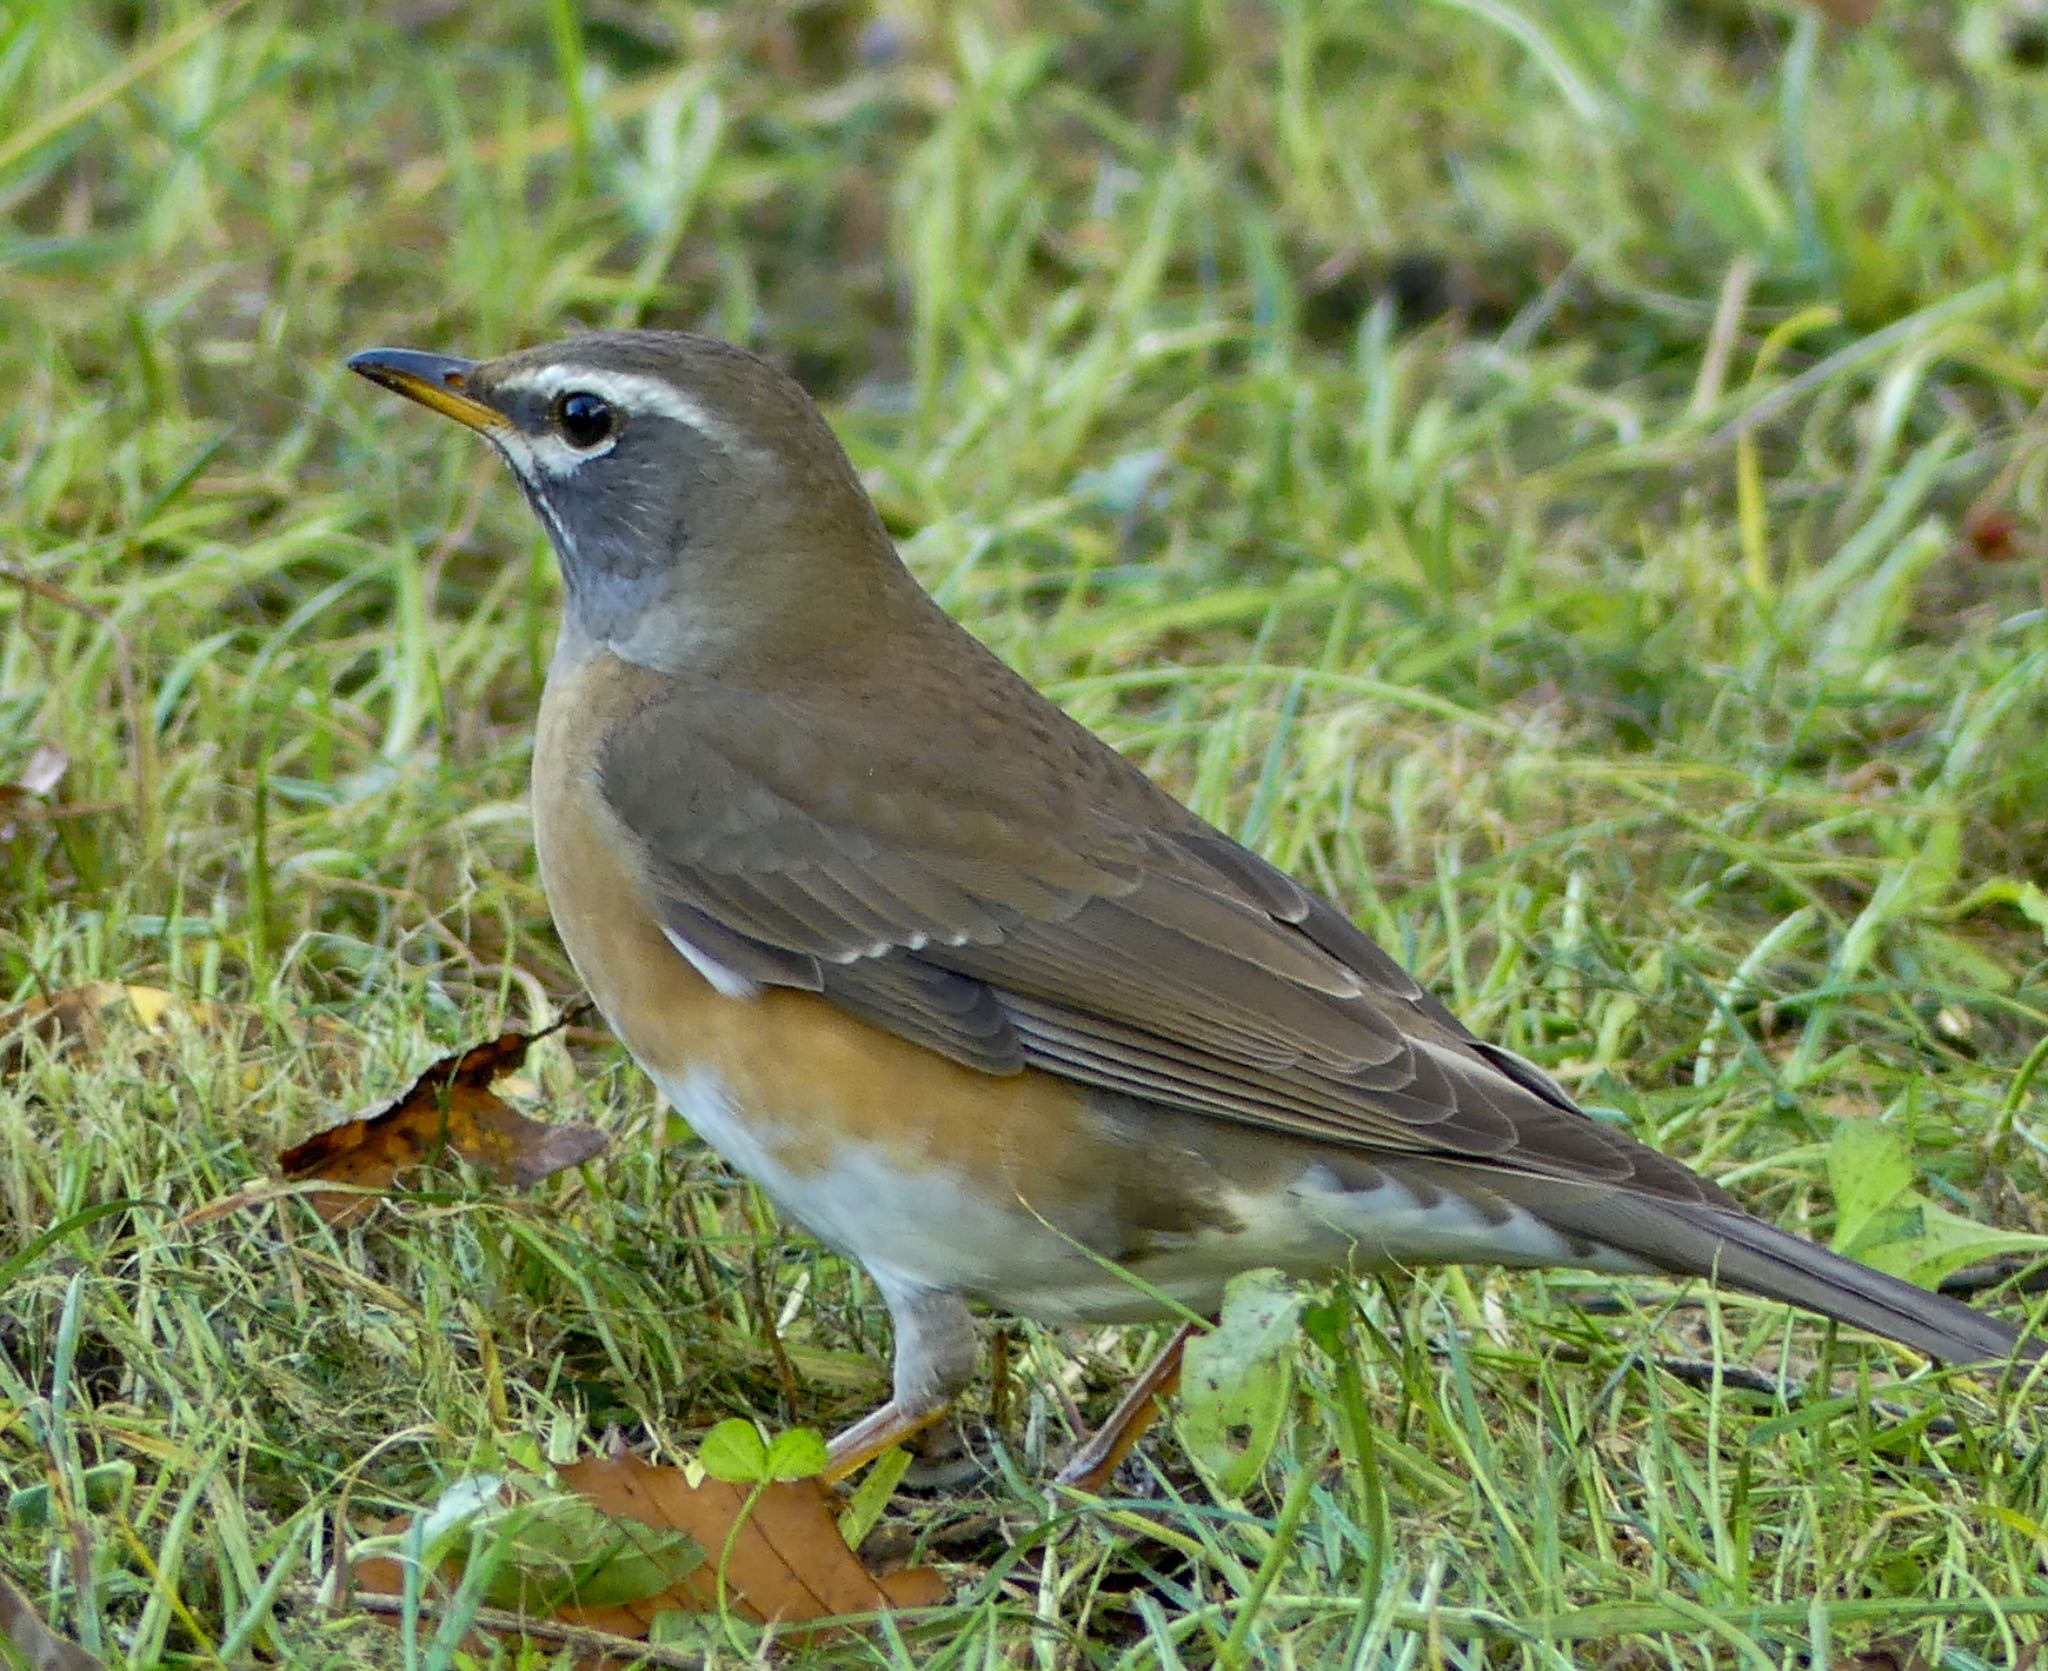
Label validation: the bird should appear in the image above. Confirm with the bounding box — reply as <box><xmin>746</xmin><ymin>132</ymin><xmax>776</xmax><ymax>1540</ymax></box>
<box><xmin>349</xmin><ymin>330</ymin><xmax>2034</xmax><ymax>1487</ymax></box>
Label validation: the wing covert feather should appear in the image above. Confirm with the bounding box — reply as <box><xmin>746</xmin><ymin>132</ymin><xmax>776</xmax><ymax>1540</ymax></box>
<box><xmin>602</xmin><ymin>678</ymin><xmax>1719</xmax><ymax>1205</ymax></box>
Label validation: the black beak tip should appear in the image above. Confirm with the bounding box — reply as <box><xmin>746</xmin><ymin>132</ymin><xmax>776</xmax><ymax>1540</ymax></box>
<box><xmin>346</xmin><ymin>347</ymin><xmax>480</xmax><ymax>391</ymax></box>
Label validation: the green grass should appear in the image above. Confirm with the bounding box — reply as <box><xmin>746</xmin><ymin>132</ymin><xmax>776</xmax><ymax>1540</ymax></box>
<box><xmin>5</xmin><ymin>0</ymin><xmax>2048</xmax><ymax>1664</ymax></box>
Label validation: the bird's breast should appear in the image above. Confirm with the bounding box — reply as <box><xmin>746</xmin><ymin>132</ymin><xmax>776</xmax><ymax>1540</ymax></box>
<box><xmin>531</xmin><ymin>646</ymin><xmax>1137</xmax><ymax>1254</ymax></box>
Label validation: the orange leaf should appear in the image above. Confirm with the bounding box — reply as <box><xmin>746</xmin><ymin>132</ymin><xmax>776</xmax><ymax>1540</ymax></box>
<box><xmin>551</xmin><ymin>1451</ymin><xmax>948</xmax><ymax>1629</ymax></box>
<box><xmin>350</xmin><ymin>1445</ymin><xmax>946</xmax><ymax>1654</ymax></box>
<box><xmin>275</xmin><ymin>1018</ymin><xmax>604</xmax><ymax>1225</ymax></box>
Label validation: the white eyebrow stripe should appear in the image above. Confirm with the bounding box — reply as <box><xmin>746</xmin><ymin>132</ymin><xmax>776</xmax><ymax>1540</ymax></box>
<box><xmin>491</xmin><ymin>365</ymin><xmax>761</xmax><ymax>459</ymax></box>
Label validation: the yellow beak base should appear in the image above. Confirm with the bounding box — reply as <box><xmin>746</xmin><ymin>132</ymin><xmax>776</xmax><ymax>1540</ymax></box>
<box><xmin>347</xmin><ymin>347</ymin><xmax>506</xmax><ymax>433</ymax></box>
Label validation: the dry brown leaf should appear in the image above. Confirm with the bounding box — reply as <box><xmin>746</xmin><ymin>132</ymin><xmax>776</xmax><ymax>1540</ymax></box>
<box><xmin>0</xmin><ymin>982</ymin><xmax>349</xmax><ymax>1085</ymax></box>
<box><xmin>0</xmin><ymin>743</ymin><xmax>66</xmax><ymax>841</ymax></box>
<box><xmin>551</xmin><ymin>1452</ymin><xmax>947</xmax><ymax>1629</ymax></box>
<box><xmin>351</xmin><ymin>1447</ymin><xmax>945</xmax><ymax>1653</ymax></box>
<box><xmin>0</xmin><ymin>1571</ymin><xmax>103</xmax><ymax>1671</ymax></box>
<box><xmin>0</xmin><ymin>981</ymin><xmax>196</xmax><ymax>1071</ymax></box>
<box><xmin>274</xmin><ymin>1019</ymin><xmax>605</xmax><ymax>1225</ymax></box>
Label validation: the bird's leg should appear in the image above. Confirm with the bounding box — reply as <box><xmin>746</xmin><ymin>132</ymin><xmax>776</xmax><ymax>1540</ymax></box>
<box><xmin>822</xmin><ymin>1278</ymin><xmax>978</xmax><ymax>1481</ymax></box>
<box><xmin>1055</xmin><ymin>1319</ymin><xmax>1199</xmax><ymax>1490</ymax></box>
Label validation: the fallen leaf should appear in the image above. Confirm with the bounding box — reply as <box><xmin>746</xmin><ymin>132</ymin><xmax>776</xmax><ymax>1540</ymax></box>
<box><xmin>0</xmin><ymin>1571</ymin><xmax>103</xmax><ymax>1671</ymax></box>
<box><xmin>1178</xmin><ymin>1268</ymin><xmax>1306</xmax><ymax>1496</ymax></box>
<box><xmin>273</xmin><ymin>1017</ymin><xmax>605</xmax><ymax>1225</ymax></box>
<box><xmin>0</xmin><ymin>982</ymin><xmax>194</xmax><ymax>1072</ymax></box>
<box><xmin>349</xmin><ymin>1441</ymin><xmax>946</xmax><ymax>1653</ymax></box>
<box><xmin>1828</xmin><ymin>1120</ymin><xmax>2048</xmax><ymax>1286</ymax></box>
<box><xmin>0</xmin><ymin>743</ymin><xmax>66</xmax><ymax>840</ymax></box>
<box><xmin>350</xmin><ymin>1471</ymin><xmax>706</xmax><ymax>1619</ymax></box>
<box><xmin>0</xmin><ymin>982</ymin><xmax>349</xmax><ymax>1085</ymax></box>
<box><xmin>552</xmin><ymin>1449</ymin><xmax>946</xmax><ymax>1629</ymax></box>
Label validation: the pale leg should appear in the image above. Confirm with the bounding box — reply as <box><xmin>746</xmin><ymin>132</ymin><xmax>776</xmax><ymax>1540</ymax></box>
<box><xmin>823</xmin><ymin>1275</ymin><xmax>978</xmax><ymax>1481</ymax></box>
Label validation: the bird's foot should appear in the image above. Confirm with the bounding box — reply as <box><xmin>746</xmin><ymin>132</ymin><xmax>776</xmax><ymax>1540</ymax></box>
<box><xmin>1053</xmin><ymin>1320</ymin><xmax>1197</xmax><ymax>1491</ymax></box>
<box><xmin>821</xmin><ymin>1398</ymin><xmax>952</xmax><ymax>1482</ymax></box>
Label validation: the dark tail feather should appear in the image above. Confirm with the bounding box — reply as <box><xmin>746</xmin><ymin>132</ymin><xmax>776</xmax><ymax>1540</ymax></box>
<box><xmin>1549</xmin><ymin>1190</ymin><xmax>2036</xmax><ymax>1367</ymax></box>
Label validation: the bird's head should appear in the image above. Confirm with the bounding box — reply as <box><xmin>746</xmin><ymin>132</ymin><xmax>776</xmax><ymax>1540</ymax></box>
<box><xmin>349</xmin><ymin>330</ymin><xmax>908</xmax><ymax>672</ymax></box>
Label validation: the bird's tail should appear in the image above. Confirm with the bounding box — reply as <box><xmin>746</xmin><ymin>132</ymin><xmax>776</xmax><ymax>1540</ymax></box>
<box><xmin>1542</xmin><ymin>1185</ymin><xmax>2036</xmax><ymax>1367</ymax></box>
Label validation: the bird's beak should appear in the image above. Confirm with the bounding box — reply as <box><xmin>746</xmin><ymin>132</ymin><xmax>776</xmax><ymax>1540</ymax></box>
<box><xmin>347</xmin><ymin>347</ymin><xmax>506</xmax><ymax>433</ymax></box>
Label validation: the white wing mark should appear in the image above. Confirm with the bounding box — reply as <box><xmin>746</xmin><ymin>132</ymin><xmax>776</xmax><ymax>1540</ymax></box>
<box><xmin>662</xmin><ymin>924</ymin><xmax>761</xmax><ymax>999</ymax></box>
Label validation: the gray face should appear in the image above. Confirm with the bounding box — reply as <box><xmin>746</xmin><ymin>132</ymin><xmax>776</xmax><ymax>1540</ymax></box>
<box><xmin>468</xmin><ymin>356</ymin><xmax>781</xmax><ymax>663</ymax></box>
<box><xmin>355</xmin><ymin>329</ymin><xmax>914</xmax><ymax>675</ymax></box>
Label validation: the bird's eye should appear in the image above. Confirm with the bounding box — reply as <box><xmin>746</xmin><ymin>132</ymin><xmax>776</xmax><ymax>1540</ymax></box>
<box><xmin>552</xmin><ymin>391</ymin><xmax>616</xmax><ymax>449</ymax></box>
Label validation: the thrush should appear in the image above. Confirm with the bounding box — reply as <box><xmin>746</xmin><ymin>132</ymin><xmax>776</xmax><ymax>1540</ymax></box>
<box><xmin>349</xmin><ymin>331</ymin><xmax>2034</xmax><ymax>1486</ymax></box>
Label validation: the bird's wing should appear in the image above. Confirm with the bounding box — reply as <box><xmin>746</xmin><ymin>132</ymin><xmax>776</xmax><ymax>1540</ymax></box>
<box><xmin>601</xmin><ymin>669</ymin><xmax>1722</xmax><ymax>1207</ymax></box>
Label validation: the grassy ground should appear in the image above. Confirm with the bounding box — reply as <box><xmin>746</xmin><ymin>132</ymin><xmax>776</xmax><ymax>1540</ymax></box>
<box><xmin>5</xmin><ymin>0</ymin><xmax>2048</xmax><ymax>1664</ymax></box>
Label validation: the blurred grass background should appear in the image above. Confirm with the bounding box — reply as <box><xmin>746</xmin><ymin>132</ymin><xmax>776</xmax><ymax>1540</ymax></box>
<box><xmin>4</xmin><ymin>0</ymin><xmax>2048</xmax><ymax>1664</ymax></box>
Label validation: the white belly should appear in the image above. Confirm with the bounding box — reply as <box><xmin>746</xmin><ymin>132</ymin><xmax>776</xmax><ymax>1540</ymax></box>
<box><xmin>653</xmin><ymin>1064</ymin><xmax>1649</xmax><ymax>1325</ymax></box>
<box><xmin>652</xmin><ymin>1062</ymin><xmax>1099</xmax><ymax>1303</ymax></box>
